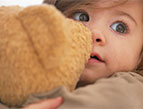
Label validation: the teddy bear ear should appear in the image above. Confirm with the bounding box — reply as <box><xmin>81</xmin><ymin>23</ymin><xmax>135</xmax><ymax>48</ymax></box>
<box><xmin>43</xmin><ymin>0</ymin><xmax>58</xmax><ymax>5</ymax></box>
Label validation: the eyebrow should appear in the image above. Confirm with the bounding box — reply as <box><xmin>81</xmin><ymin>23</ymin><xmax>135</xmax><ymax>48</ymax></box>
<box><xmin>114</xmin><ymin>10</ymin><xmax>137</xmax><ymax>25</ymax></box>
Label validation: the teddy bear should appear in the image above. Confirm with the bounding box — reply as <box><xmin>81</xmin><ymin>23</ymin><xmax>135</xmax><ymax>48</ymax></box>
<box><xmin>0</xmin><ymin>4</ymin><xmax>92</xmax><ymax>107</ymax></box>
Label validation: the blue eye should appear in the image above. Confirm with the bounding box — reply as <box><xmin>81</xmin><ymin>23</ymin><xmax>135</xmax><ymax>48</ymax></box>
<box><xmin>72</xmin><ymin>11</ymin><xmax>89</xmax><ymax>22</ymax></box>
<box><xmin>110</xmin><ymin>22</ymin><xmax>128</xmax><ymax>34</ymax></box>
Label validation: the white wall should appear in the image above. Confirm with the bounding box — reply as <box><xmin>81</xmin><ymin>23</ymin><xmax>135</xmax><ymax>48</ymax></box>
<box><xmin>0</xmin><ymin>0</ymin><xmax>43</xmax><ymax>7</ymax></box>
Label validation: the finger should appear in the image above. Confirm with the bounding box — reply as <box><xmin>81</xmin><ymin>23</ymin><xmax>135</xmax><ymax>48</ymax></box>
<box><xmin>24</xmin><ymin>97</ymin><xmax>63</xmax><ymax>109</ymax></box>
<box><xmin>42</xmin><ymin>97</ymin><xmax>63</xmax><ymax>109</ymax></box>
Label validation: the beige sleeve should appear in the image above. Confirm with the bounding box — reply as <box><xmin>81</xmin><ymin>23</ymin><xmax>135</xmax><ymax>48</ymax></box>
<box><xmin>57</xmin><ymin>72</ymin><xmax>143</xmax><ymax>109</ymax></box>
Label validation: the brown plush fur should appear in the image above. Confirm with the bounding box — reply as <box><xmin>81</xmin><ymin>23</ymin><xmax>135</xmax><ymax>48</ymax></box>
<box><xmin>0</xmin><ymin>4</ymin><xmax>92</xmax><ymax>106</ymax></box>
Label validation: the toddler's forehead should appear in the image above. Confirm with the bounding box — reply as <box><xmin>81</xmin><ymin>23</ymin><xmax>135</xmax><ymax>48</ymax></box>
<box><xmin>70</xmin><ymin>0</ymin><xmax>143</xmax><ymax>9</ymax></box>
<box><xmin>76</xmin><ymin>0</ymin><xmax>127</xmax><ymax>7</ymax></box>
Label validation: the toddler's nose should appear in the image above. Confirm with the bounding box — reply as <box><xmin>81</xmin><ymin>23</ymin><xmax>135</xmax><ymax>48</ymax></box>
<box><xmin>92</xmin><ymin>31</ymin><xmax>106</xmax><ymax>46</ymax></box>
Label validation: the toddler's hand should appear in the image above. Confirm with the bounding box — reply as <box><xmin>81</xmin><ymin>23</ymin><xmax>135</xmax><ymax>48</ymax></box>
<box><xmin>24</xmin><ymin>97</ymin><xmax>63</xmax><ymax>109</ymax></box>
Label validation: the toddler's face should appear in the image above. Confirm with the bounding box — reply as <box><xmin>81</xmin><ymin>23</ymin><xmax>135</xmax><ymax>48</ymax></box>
<box><xmin>66</xmin><ymin>0</ymin><xmax>143</xmax><ymax>84</ymax></box>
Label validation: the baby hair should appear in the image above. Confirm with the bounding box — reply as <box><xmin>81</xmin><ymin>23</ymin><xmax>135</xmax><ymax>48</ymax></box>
<box><xmin>43</xmin><ymin>0</ymin><xmax>128</xmax><ymax>12</ymax></box>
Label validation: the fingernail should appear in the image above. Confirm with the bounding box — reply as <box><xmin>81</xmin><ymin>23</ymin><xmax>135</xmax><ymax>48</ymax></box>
<box><xmin>55</xmin><ymin>97</ymin><xmax>62</xmax><ymax>101</ymax></box>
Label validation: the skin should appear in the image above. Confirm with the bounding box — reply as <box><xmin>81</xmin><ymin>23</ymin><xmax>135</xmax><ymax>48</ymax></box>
<box><xmin>66</xmin><ymin>0</ymin><xmax>143</xmax><ymax>84</ymax></box>
<box><xmin>24</xmin><ymin>97</ymin><xmax>63</xmax><ymax>109</ymax></box>
<box><xmin>25</xmin><ymin>0</ymin><xmax>143</xmax><ymax>108</ymax></box>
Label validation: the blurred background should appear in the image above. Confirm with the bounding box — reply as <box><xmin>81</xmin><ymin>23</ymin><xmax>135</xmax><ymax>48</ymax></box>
<box><xmin>0</xmin><ymin>0</ymin><xmax>43</xmax><ymax>6</ymax></box>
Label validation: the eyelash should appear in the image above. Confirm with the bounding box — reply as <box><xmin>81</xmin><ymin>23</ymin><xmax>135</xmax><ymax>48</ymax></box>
<box><xmin>111</xmin><ymin>20</ymin><xmax>130</xmax><ymax>34</ymax></box>
<box><xmin>68</xmin><ymin>9</ymin><xmax>87</xmax><ymax>18</ymax></box>
<box><xmin>68</xmin><ymin>10</ymin><xmax>130</xmax><ymax>35</ymax></box>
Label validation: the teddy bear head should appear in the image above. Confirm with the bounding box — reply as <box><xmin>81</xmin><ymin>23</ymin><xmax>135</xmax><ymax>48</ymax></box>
<box><xmin>0</xmin><ymin>4</ymin><xmax>92</xmax><ymax>106</ymax></box>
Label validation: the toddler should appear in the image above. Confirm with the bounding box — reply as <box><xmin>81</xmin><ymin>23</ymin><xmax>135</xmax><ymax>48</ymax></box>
<box><xmin>25</xmin><ymin>0</ymin><xmax>143</xmax><ymax>108</ymax></box>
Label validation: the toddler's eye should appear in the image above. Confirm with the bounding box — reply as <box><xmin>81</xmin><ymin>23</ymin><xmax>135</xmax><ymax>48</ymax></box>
<box><xmin>110</xmin><ymin>22</ymin><xmax>128</xmax><ymax>34</ymax></box>
<box><xmin>72</xmin><ymin>11</ymin><xmax>89</xmax><ymax>22</ymax></box>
